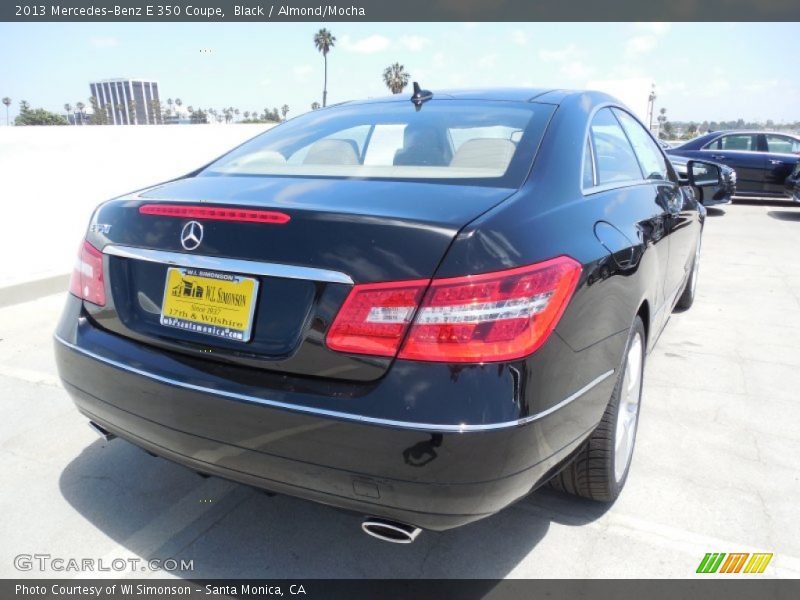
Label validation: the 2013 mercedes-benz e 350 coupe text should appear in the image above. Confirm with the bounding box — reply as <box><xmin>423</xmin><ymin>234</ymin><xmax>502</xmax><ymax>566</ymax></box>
<box><xmin>55</xmin><ymin>87</ymin><xmax>712</xmax><ymax>543</ymax></box>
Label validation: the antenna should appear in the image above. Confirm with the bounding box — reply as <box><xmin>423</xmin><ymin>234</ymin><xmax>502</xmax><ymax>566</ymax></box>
<box><xmin>410</xmin><ymin>82</ymin><xmax>433</xmax><ymax>111</ymax></box>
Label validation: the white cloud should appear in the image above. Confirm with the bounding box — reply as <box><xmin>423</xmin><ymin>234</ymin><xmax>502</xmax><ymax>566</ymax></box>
<box><xmin>340</xmin><ymin>34</ymin><xmax>391</xmax><ymax>54</ymax></box>
<box><xmin>634</xmin><ymin>22</ymin><xmax>672</xmax><ymax>36</ymax></box>
<box><xmin>477</xmin><ymin>54</ymin><xmax>499</xmax><ymax>69</ymax></box>
<box><xmin>293</xmin><ymin>65</ymin><xmax>313</xmax><ymax>83</ymax></box>
<box><xmin>432</xmin><ymin>52</ymin><xmax>447</xmax><ymax>68</ymax></box>
<box><xmin>90</xmin><ymin>37</ymin><xmax>119</xmax><ymax>48</ymax></box>
<box><xmin>399</xmin><ymin>35</ymin><xmax>431</xmax><ymax>52</ymax></box>
<box><xmin>539</xmin><ymin>44</ymin><xmax>580</xmax><ymax>63</ymax></box>
<box><xmin>539</xmin><ymin>44</ymin><xmax>592</xmax><ymax>80</ymax></box>
<box><xmin>511</xmin><ymin>30</ymin><xmax>529</xmax><ymax>46</ymax></box>
<box><xmin>562</xmin><ymin>61</ymin><xmax>592</xmax><ymax>80</ymax></box>
<box><xmin>625</xmin><ymin>23</ymin><xmax>670</xmax><ymax>57</ymax></box>
<box><xmin>626</xmin><ymin>35</ymin><xmax>658</xmax><ymax>55</ymax></box>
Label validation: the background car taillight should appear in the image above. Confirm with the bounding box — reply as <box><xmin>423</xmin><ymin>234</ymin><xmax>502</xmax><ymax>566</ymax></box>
<box><xmin>68</xmin><ymin>241</ymin><xmax>106</xmax><ymax>306</ymax></box>
<box><xmin>326</xmin><ymin>256</ymin><xmax>581</xmax><ymax>363</ymax></box>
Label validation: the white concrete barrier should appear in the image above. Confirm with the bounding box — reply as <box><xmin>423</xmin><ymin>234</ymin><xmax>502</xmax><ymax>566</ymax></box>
<box><xmin>0</xmin><ymin>124</ymin><xmax>274</xmax><ymax>287</ymax></box>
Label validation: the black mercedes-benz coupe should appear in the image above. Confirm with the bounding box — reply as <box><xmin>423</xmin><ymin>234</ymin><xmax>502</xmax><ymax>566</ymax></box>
<box><xmin>55</xmin><ymin>88</ymin><xmax>711</xmax><ymax>543</ymax></box>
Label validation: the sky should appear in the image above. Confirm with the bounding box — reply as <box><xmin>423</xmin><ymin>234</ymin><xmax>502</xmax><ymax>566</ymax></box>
<box><xmin>0</xmin><ymin>22</ymin><xmax>798</xmax><ymax>124</ymax></box>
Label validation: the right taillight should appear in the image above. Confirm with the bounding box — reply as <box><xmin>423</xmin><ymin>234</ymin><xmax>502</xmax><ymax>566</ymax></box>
<box><xmin>68</xmin><ymin>240</ymin><xmax>106</xmax><ymax>306</ymax></box>
<box><xmin>399</xmin><ymin>256</ymin><xmax>581</xmax><ymax>362</ymax></box>
<box><xmin>326</xmin><ymin>256</ymin><xmax>581</xmax><ymax>363</ymax></box>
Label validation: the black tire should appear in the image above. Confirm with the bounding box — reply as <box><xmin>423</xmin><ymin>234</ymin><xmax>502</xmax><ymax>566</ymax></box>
<box><xmin>675</xmin><ymin>236</ymin><xmax>701</xmax><ymax>311</ymax></box>
<box><xmin>549</xmin><ymin>316</ymin><xmax>646</xmax><ymax>502</ymax></box>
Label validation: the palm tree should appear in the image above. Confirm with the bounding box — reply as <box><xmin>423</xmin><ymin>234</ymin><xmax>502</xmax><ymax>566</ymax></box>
<box><xmin>281</xmin><ymin>104</ymin><xmax>289</xmax><ymax>121</ymax></box>
<box><xmin>64</xmin><ymin>103</ymin><xmax>74</xmax><ymax>124</ymax></box>
<box><xmin>243</xmin><ymin>111</ymin><xmax>250</xmax><ymax>120</ymax></box>
<box><xmin>382</xmin><ymin>63</ymin><xmax>410</xmax><ymax>94</ymax></box>
<box><xmin>311</xmin><ymin>101</ymin><xmax>320</xmax><ymax>110</ymax></box>
<box><xmin>166</xmin><ymin>98</ymin><xmax>174</xmax><ymax>117</ymax></box>
<box><xmin>76</xmin><ymin>101</ymin><xmax>85</xmax><ymax>125</ymax></box>
<box><xmin>127</xmin><ymin>99</ymin><xmax>137</xmax><ymax>124</ymax></box>
<box><xmin>175</xmin><ymin>98</ymin><xmax>182</xmax><ymax>118</ymax></box>
<box><xmin>313</xmin><ymin>28</ymin><xmax>336</xmax><ymax>107</ymax></box>
<box><xmin>2</xmin><ymin>97</ymin><xmax>10</xmax><ymax>125</ymax></box>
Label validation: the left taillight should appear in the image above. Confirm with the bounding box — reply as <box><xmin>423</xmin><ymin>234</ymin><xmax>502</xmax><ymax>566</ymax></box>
<box><xmin>68</xmin><ymin>240</ymin><xmax>106</xmax><ymax>306</ymax></box>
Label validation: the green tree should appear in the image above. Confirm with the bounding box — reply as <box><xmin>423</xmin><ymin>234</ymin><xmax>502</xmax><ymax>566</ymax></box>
<box><xmin>14</xmin><ymin>100</ymin><xmax>68</xmax><ymax>126</ymax></box>
<box><xmin>311</xmin><ymin>101</ymin><xmax>320</xmax><ymax>110</ymax></box>
<box><xmin>382</xmin><ymin>62</ymin><xmax>410</xmax><ymax>94</ymax></box>
<box><xmin>313</xmin><ymin>28</ymin><xmax>336</xmax><ymax>107</ymax></box>
<box><xmin>88</xmin><ymin>96</ymin><xmax>106</xmax><ymax>125</ymax></box>
<box><xmin>75</xmin><ymin>101</ymin><xmax>85</xmax><ymax>125</ymax></box>
<box><xmin>687</xmin><ymin>122</ymin><xmax>698</xmax><ymax>137</ymax></box>
<box><xmin>190</xmin><ymin>108</ymin><xmax>208</xmax><ymax>124</ymax></box>
<box><xmin>148</xmin><ymin>99</ymin><xmax>162</xmax><ymax>124</ymax></box>
<box><xmin>64</xmin><ymin>103</ymin><xmax>73</xmax><ymax>124</ymax></box>
<box><xmin>127</xmin><ymin>99</ymin><xmax>137</xmax><ymax>124</ymax></box>
<box><xmin>281</xmin><ymin>104</ymin><xmax>289</xmax><ymax>120</ymax></box>
<box><xmin>175</xmin><ymin>98</ymin><xmax>182</xmax><ymax>118</ymax></box>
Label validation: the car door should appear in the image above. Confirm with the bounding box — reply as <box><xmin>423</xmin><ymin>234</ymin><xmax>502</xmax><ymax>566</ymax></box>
<box><xmin>584</xmin><ymin>108</ymin><xmax>672</xmax><ymax>338</ymax></box>
<box><xmin>762</xmin><ymin>134</ymin><xmax>800</xmax><ymax>195</ymax></box>
<box><xmin>700</xmin><ymin>133</ymin><xmax>765</xmax><ymax>194</ymax></box>
<box><xmin>614</xmin><ymin>109</ymin><xmax>696</xmax><ymax>306</ymax></box>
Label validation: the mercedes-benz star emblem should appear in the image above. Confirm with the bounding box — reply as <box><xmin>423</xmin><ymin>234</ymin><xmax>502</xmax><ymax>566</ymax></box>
<box><xmin>180</xmin><ymin>221</ymin><xmax>204</xmax><ymax>251</ymax></box>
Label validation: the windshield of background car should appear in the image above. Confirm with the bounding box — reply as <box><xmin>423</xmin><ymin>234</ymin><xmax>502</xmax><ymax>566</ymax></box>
<box><xmin>200</xmin><ymin>100</ymin><xmax>555</xmax><ymax>188</ymax></box>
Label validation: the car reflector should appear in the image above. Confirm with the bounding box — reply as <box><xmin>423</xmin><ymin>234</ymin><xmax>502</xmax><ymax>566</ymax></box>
<box><xmin>139</xmin><ymin>204</ymin><xmax>291</xmax><ymax>224</ymax></box>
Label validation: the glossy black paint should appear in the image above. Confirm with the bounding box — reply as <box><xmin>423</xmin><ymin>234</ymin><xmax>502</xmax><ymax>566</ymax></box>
<box><xmin>55</xmin><ymin>89</ymin><xmax>704</xmax><ymax>531</ymax></box>
<box><xmin>668</xmin><ymin>131</ymin><xmax>800</xmax><ymax>197</ymax></box>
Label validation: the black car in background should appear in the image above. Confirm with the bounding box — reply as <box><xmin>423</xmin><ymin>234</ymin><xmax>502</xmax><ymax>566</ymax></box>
<box><xmin>54</xmin><ymin>88</ymin><xmax>714</xmax><ymax>542</ymax></box>
<box><xmin>667</xmin><ymin>131</ymin><xmax>800</xmax><ymax>198</ymax></box>
<box><xmin>667</xmin><ymin>154</ymin><xmax>736</xmax><ymax>206</ymax></box>
<box><xmin>786</xmin><ymin>162</ymin><xmax>800</xmax><ymax>202</ymax></box>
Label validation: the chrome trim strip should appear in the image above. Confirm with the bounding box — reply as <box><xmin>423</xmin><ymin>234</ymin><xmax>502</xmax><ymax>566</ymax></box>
<box><xmin>55</xmin><ymin>334</ymin><xmax>614</xmax><ymax>433</ymax></box>
<box><xmin>103</xmin><ymin>244</ymin><xmax>354</xmax><ymax>285</ymax></box>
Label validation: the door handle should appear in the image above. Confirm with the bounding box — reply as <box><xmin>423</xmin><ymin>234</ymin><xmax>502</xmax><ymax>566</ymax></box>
<box><xmin>769</xmin><ymin>159</ymin><xmax>784</xmax><ymax>165</ymax></box>
<box><xmin>710</xmin><ymin>154</ymin><xmax>726</xmax><ymax>160</ymax></box>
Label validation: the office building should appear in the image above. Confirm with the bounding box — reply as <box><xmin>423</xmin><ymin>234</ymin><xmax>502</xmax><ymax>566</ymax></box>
<box><xmin>89</xmin><ymin>78</ymin><xmax>160</xmax><ymax>125</ymax></box>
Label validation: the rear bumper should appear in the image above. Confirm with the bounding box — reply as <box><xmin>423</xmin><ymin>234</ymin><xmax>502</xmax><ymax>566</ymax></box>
<box><xmin>54</xmin><ymin>297</ymin><xmax>616</xmax><ymax>531</ymax></box>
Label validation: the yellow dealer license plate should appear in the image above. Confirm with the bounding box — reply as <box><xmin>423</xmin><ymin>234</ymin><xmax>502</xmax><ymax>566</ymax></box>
<box><xmin>160</xmin><ymin>267</ymin><xmax>259</xmax><ymax>342</ymax></box>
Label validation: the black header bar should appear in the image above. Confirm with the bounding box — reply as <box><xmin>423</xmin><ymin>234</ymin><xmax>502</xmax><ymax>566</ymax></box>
<box><xmin>3</xmin><ymin>0</ymin><xmax>799</xmax><ymax>22</ymax></box>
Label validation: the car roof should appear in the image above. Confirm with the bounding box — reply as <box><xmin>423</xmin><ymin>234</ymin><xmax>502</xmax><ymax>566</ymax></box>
<box><xmin>337</xmin><ymin>88</ymin><xmax>611</xmax><ymax>106</ymax></box>
<box><xmin>708</xmin><ymin>130</ymin><xmax>799</xmax><ymax>137</ymax></box>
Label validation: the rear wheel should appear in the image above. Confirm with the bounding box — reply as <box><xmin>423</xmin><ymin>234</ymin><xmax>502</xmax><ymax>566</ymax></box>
<box><xmin>675</xmin><ymin>236</ymin><xmax>701</xmax><ymax>311</ymax></box>
<box><xmin>549</xmin><ymin>316</ymin><xmax>645</xmax><ymax>502</ymax></box>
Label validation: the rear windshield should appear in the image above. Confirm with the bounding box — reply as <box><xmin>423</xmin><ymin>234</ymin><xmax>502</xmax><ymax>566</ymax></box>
<box><xmin>200</xmin><ymin>100</ymin><xmax>554</xmax><ymax>188</ymax></box>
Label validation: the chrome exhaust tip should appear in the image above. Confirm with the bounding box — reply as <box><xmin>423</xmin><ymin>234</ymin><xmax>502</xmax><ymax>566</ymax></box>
<box><xmin>361</xmin><ymin>518</ymin><xmax>421</xmax><ymax>544</ymax></box>
<box><xmin>88</xmin><ymin>421</ymin><xmax>116</xmax><ymax>442</ymax></box>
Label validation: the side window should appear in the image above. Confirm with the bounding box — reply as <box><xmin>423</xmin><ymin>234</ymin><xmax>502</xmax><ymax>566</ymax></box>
<box><xmin>589</xmin><ymin>108</ymin><xmax>643</xmax><ymax>185</ymax></box>
<box><xmin>765</xmin><ymin>135</ymin><xmax>800</xmax><ymax>154</ymax></box>
<box><xmin>582</xmin><ymin>136</ymin><xmax>595</xmax><ymax>188</ymax></box>
<box><xmin>614</xmin><ymin>109</ymin><xmax>671</xmax><ymax>181</ymax></box>
<box><xmin>707</xmin><ymin>134</ymin><xmax>756</xmax><ymax>151</ymax></box>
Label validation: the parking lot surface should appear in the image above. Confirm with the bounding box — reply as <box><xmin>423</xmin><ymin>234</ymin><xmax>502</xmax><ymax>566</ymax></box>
<box><xmin>1</xmin><ymin>202</ymin><xmax>799</xmax><ymax>579</ymax></box>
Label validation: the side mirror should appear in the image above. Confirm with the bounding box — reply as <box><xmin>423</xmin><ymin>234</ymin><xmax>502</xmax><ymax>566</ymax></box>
<box><xmin>687</xmin><ymin>160</ymin><xmax>722</xmax><ymax>187</ymax></box>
